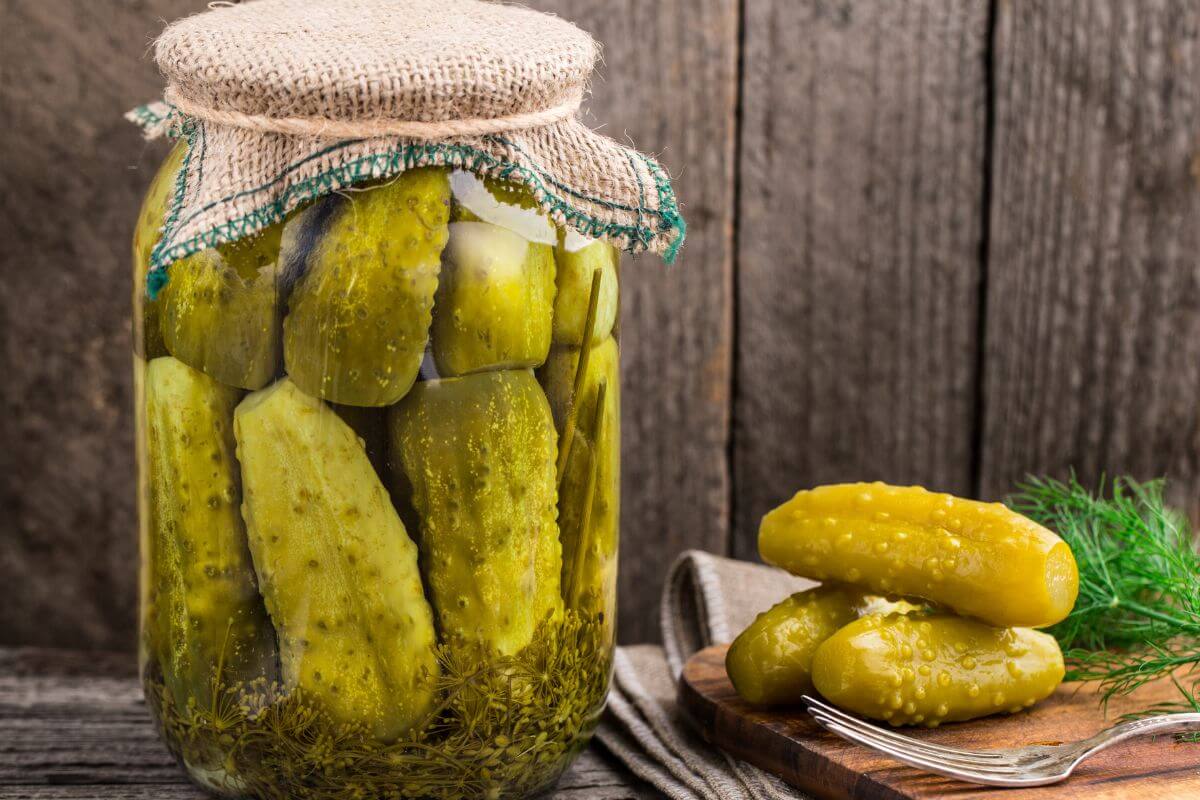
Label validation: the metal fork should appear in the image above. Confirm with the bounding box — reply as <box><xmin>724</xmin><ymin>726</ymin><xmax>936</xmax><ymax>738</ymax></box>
<box><xmin>802</xmin><ymin>694</ymin><xmax>1200</xmax><ymax>787</ymax></box>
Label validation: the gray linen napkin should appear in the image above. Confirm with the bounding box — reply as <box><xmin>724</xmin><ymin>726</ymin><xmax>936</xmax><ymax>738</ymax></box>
<box><xmin>593</xmin><ymin>551</ymin><xmax>816</xmax><ymax>799</ymax></box>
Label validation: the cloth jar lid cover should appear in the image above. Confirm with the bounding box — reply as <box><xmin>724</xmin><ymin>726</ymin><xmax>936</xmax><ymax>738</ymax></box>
<box><xmin>129</xmin><ymin>0</ymin><xmax>685</xmax><ymax>294</ymax></box>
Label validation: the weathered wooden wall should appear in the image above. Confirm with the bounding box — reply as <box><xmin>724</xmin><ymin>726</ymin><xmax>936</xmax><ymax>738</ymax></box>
<box><xmin>977</xmin><ymin>0</ymin><xmax>1200</xmax><ymax>520</ymax></box>
<box><xmin>0</xmin><ymin>0</ymin><xmax>1196</xmax><ymax>650</ymax></box>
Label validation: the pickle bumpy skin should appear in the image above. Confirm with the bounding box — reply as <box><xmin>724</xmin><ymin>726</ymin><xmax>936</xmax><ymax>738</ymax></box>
<box><xmin>552</xmin><ymin>232</ymin><xmax>619</xmax><ymax>347</ymax></box>
<box><xmin>759</xmin><ymin>482</ymin><xmax>1079</xmax><ymax>628</ymax></box>
<box><xmin>811</xmin><ymin>613</ymin><xmax>1065</xmax><ymax>726</ymax></box>
<box><xmin>725</xmin><ymin>586</ymin><xmax>922</xmax><ymax>707</ymax></box>
<box><xmin>389</xmin><ymin>369</ymin><xmax>563</xmax><ymax>658</ymax></box>
<box><xmin>431</xmin><ymin>220</ymin><xmax>556</xmax><ymax>376</ymax></box>
<box><xmin>235</xmin><ymin>379</ymin><xmax>439</xmax><ymax>741</ymax></box>
<box><xmin>159</xmin><ymin>223</ymin><xmax>286</xmax><ymax>390</ymax></box>
<box><xmin>132</xmin><ymin>142</ymin><xmax>186</xmax><ymax>360</ymax></box>
<box><xmin>144</xmin><ymin>357</ymin><xmax>276</xmax><ymax>713</ymax></box>
<box><xmin>283</xmin><ymin>168</ymin><xmax>450</xmax><ymax>406</ymax></box>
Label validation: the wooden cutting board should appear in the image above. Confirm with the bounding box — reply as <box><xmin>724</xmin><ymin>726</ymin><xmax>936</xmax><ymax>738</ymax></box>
<box><xmin>678</xmin><ymin>645</ymin><xmax>1200</xmax><ymax>799</ymax></box>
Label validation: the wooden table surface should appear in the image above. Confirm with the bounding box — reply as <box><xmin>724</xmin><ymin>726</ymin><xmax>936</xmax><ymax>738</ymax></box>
<box><xmin>0</xmin><ymin>648</ymin><xmax>658</xmax><ymax>800</ymax></box>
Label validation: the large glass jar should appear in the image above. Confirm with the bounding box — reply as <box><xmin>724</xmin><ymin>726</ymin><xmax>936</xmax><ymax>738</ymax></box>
<box><xmin>134</xmin><ymin>150</ymin><xmax>621</xmax><ymax>799</ymax></box>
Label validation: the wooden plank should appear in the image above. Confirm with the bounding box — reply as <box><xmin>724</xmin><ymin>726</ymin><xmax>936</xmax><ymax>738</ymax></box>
<box><xmin>0</xmin><ymin>648</ymin><xmax>655</xmax><ymax>799</ymax></box>
<box><xmin>0</xmin><ymin>0</ymin><xmax>208</xmax><ymax>651</ymax></box>
<box><xmin>978</xmin><ymin>0</ymin><xmax>1200</xmax><ymax>517</ymax></box>
<box><xmin>733</xmin><ymin>0</ymin><xmax>990</xmax><ymax>557</ymax></box>
<box><xmin>680</xmin><ymin>644</ymin><xmax>1200</xmax><ymax>800</ymax></box>
<box><xmin>529</xmin><ymin>0</ymin><xmax>739</xmax><ymax>640</ymax></box>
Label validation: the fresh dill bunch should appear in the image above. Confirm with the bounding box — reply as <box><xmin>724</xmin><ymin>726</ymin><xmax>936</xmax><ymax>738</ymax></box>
<box><xmin>1007</xmin><ymin>475</ymin><xmax>1200</xmax><ymax>724</ymax></box>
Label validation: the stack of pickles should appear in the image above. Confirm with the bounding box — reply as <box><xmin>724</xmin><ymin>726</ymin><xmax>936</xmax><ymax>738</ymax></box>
<box><xmin>133</xmin><ymin>149</ymin><xmax>621</xmax><ymax>794</ymax></box>
<box><xmin>726</xmin><ymin>483</ymin><xmax>1079</xmax><ymax>727</ymax></box>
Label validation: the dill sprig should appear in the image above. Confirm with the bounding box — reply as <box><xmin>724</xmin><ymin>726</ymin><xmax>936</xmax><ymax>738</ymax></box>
<box><xmin>146</xmin><ymin>611</ymin><xmax>611</xmax><ymax>799</ymax></box>
<box><xmin>1007</xmin><ymin>475</ymin><xmax>1200</xmax><ymax>729</ymax></box>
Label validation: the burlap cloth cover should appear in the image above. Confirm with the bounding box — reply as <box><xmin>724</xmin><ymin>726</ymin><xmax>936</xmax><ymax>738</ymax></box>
<box><xmin>597</xmin><ymin>551</ymin><xmax>816</xmax><ymax>800</ymax></box>
<box><xmin>127</xmin><ymin>0</ymin><xmax>684</xmax><ymax>295</ymax></box>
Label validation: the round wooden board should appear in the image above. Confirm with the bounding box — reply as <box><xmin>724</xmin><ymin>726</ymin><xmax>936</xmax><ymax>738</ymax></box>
<box><xmin>678</xmin><ymin>644</ymin><xmax>1199</xmax><ymax>800</ymax></box>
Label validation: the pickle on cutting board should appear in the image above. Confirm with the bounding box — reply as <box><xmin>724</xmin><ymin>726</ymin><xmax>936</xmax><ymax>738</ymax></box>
<box><xmin>725</xmin><ymin>587</ymin><xmax>922</xmax><ymax>707</ymax></box>
<box><xmin>132</xmin><ymin>142</ymin><xmax>187</xmax><ymax>360</ymax></box>
<box><xmin>388</xmin><ymin>369</ymin><xmax>562</xmax><ymax>658</ymax></box>
<box><xmin>235</xmin><ymin>379</ymin><xmax>439</xmax><ymax>740</ymax></box>
<box><xmin>144</xmin><ymin>357</ymin><xmax>276</xmax><ymax>712</ymax></box>
<box><xmin>552</xmin><ymin>231</ymin><xmax>619</xmax><ymax>347</ymax></box>
<box><xmin>159</xmin><ymin>223</ymin><xmax>286</xmax><ymax>390</ymax></box>
<box><xmin>811</xmin><ymin>613</ymin><xmax>1065</xmax><ymax>727</ymax></box>
<box><xmin>759</xmin><ymin>483</ymin><xmax>1078</xmax><ymax>628</ymax></box>
<box><xmin>430</xmin><ymin>220</ymin><xmax>556</xmax><ymax>376</ymax></box>
<box><xmin>283</xmin><ymin>168</ymin><xmax>450</xmax><ymax>406</ymax></box>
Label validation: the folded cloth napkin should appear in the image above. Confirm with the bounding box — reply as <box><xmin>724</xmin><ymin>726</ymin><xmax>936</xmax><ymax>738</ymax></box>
<box><xmin>593</xmin><ymin>551</ymin><xmax>816</xmax><ymax>799</ymax></box>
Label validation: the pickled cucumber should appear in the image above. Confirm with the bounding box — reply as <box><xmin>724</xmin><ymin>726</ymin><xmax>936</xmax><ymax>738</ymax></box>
<box><xmin>283</xmin><ymin>169</ymin><xmax>450</xmax><ymax>406</ymax></box>
<box><xmin>759</xmin><ymin>483</ymin><xmax>1079</xmax><ymax>628</ymax></box>
<box><xmin>159</xmin><ymin>223</ymin><xmax>286</xmax><ymax>389</ymax></box>
<box><xmin>132</xmin><ymin>142</ymin><xmax>186</xmax><ymax>360</ymax></box>
<box><xmin>234</xmin><ymin>379</ymin><xmax>439</xmax><ymax>740</ymax></box>
<box><xmin>811</xmin><ymin>613</ymin><xmax>1065</xmax><ymax>726</ymax></box>
<box><xmin>144</xmin><ymin>357</ymin><xmax>275</xmax><ymax>713</ymax></box>
<box><xmin>388</xmin><ymin>369</ymin><xmax>562</xmax><ymax>657</ymax></box>
<box><xmin>724</xmin><ymin>586</ymin><xmax>927</xmax><ymax>707</ymax></box>
<box><xmin>553</xmin><ymin>231</ymin><xmax>619</xmax><ymax>346</ymax></box>
<box><xmin>430</xmin><ymin>221</ymin><xmax>556</xmax><ymax>376</ymax></box>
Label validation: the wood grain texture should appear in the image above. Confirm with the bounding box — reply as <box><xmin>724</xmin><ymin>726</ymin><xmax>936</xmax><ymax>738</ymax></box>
<box><xmin>680</xmin><ymin>644</ymin><xmax>1199</xmax><ymax>800</ymax></box>
<box><xmin>978</xmin><ymin>0</ymin><xmax>1200</xmax><ymax>518</ymax></box>
<box><xmin>529</xmin><ymin>0</ymin><xmax>739</xmax><ymax>641</ymax></box>
<box><xmin>733</xmin><ymin>0</ymin><xmax>990</xmax><ymax>558</ymax></box>
<box><xmin>0</xmin><ymin>647</ymin><xmax>658</xmax><ymax>800</ymax></box>
<box><xmin>0</xmin><ymin>0</ymin><xmax>208</xmax><ymax>651</ymax></box>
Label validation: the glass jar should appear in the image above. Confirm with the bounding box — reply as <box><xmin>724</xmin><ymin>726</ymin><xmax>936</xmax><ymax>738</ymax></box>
<box><xmin>134</xmin><ymin>150</ymin><xmax>621</xmax><ymax>798</ymax></box>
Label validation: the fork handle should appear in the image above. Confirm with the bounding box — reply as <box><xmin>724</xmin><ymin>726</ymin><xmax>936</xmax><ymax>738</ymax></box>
<box><xmin>1081</xmin><ymin>712</ymin><xmax>1200</xmax><ymax>756</ymax></box>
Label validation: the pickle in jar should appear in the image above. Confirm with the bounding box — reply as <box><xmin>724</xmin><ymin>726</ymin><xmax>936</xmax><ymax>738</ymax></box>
<box><xmin>725</xmin><ymin>586</ymin><xmax>921</xmax><ymax>707</ymax></box>
<box><xmin>283</xmin><ymin>168</ymin><xmax>450</xmax><ymax>406</ymax></box>
<box><xmin>759</xmin><ymin>483</ymin><xmax>1079</xmax><ymax>628</ymax></box>
<box><xmin>144</xmin><ymin>357</ymin><xmax>276</xmax><ymax>712</ymax></box>
<box><xmin>133</xmin><ymin>142</ymin><xmax>187</xmax><ymax>360</ymax></box>
<box><xmin>159</xmin><ymin>223</ymin><xmax>286</xmax><ymax>390</ymax></box>
<box><xmin>388</xmin><ymin>369</ymin><xmax>562</xmax><ymax>658</ymax></box>
<box><xmin>235</xmin><ymin>378</ymin><xmax>439</xmax><ymax>741</ymax></box>
<box><xmin>811</xmin><ymin>612</ymin><xmax>1065</xmax><ymax>726</ymax></box>
<box><xmin>430</xmin><ymin>220</ymin><xmax>556</xmax><ymax>376</ymax></box>
<box><xmin>552</xmin><ymin>230</ymin><xmax>619</xmax><ymax>347</ymax></box>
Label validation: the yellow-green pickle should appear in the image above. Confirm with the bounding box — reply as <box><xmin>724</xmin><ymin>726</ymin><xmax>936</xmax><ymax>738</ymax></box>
<box><xmin>725</xmin><ymin>587</ymin><xmax>920</xmax><ymax>707</ymax></box>
<box><xmin>235</xmin><ymin>378</ymin><xmax>439</xmax><ymax>740</ymax></box>
<box><xmin>810</xmin><ymin>613</ymin><xmax>1065</xmax><ymax>727</ymax></box>
<box><xmin>159</xmin><ymin>223</ymin><xmax>288</xmax><ymax>390</ymax></box>
<box><xmin>431</xmin><ymin>171</ymin><xmax>558</xmax><ymax>376</ymax></box>
<box><xmin>389</xmin><ymin>369</ymin><xmax>563</xmax><ymax>657</ymax></box>
<box><xmin>283</xmin><ymin>168</ymin><xmax>450</xmax><ymax>406</ymax></box>
<box><xmin>136</xmin><ymin>151</ymin><xmax>623</xmax><ymax>798</ymax></box>
<box><xmin>759</xmin><ymin>482</ymin><xmax>1079</xmax><ymax>628</ymax></box>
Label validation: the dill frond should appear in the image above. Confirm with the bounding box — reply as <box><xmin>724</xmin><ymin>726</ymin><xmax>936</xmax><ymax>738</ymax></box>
<box><xmin>1008</xmin><ymin>475</ymin><xmax>1200</xmax><ymax>732</ymax></box>
<box><xmin>146</xmin><ymin>611</ymin><xmax>611</xmax><ymax>799</ymax></box>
